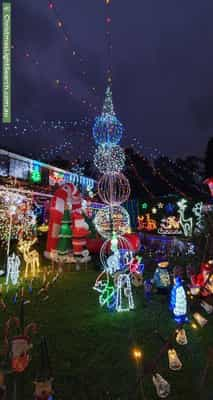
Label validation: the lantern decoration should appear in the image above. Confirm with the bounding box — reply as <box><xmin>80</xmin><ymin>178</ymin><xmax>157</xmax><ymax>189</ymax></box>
<box><xmin>97</xmin><ymin>173</ymin><xmax>130</xmax><ymax>205</ymax></box>
<box><xmin>168</xmin><ymin>349</ymin><xmax>182</xmax><ymax>371</ymax></box>
<box><xmin>170</xmin><ymin>277</ymin><xmax>188</xmax><ymax>324</ymax></box>
<box><xmin>6</xmin><ymin>253</ymin><xmax>20</xmax><ymax>285</ymax></box>
<box><xmin>94</xmin><ymin>206</ymin><xmax>130</xmax><ymax>239</ymax></box>
<box><xmin>200</xmin><ymin>301</ymin><xmax>213</xmax><ymax>314</ymax></box>
<box><xmin>152</xmin><ymin>373</ymin><xmax>170</xmax><ymax>398</ymax></box>
<box><xmin>94</xmin><ymin>145</ymin><xmax>125</xmax><ymax>174</ymax></box>
<box><xmin>193</xmin><ymin>312</ymin><xmax>208</xmax><ymax>328</ymax></box>
<box><xmin>176</xmin><ymin>328</ymin><xmax>188</xmax><ymax>345</ymax></box>
<box><xmin>92</xmin><ymin>87</ymin><xmax>123</xmax><ymax>146</ymax></box>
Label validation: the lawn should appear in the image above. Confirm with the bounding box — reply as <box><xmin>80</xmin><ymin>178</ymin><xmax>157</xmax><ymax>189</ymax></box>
<box><xmin>1</xmin><ymin>264</ymin><xmax>213</xmax><ymax>400</ymax></box>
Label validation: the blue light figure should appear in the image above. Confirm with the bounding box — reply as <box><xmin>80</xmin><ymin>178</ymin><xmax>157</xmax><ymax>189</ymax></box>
<box><xmin>170</xmin><ymin>277</ymin><xmax>188</xmax><ymax>323</ymax></box>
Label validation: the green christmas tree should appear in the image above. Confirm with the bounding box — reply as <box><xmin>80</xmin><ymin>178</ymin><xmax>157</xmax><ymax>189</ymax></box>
<box><xmin>57</xmin><ymin>208</ymin><xmax>72</xmax><ymax>255</ymax></box>
<box><xmin>83</xmin><ymin>213</ymin><xmax>97</xmax><ymax>238</ymax></box>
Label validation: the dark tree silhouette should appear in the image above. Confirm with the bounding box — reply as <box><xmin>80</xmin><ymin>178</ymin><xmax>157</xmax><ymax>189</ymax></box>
<box><xmin>204</xmin><ymin>137</ymin><xmax>213</xmax><ymax>178</ymax></box>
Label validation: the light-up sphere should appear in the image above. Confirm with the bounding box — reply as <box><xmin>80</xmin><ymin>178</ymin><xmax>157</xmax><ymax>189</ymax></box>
<box><xmin>98</xmin><ymin>173</ymin><xmax>130</xmax><ymax>206</ymax></box>
<box><xmin>94</xmin><ymin>145</ymin><xmax>125</xmax><ymax>174</ymax></box>
<box><xmin>92</xmin><ymin>114</ymin><xmax>123</xmax><ymax>146</ymax></box>
<box><xmin>94</xmin><ymin>205</ymin><xmax>130</xmax><ymax>239</ymax></box>
<box><xmin>100</xmin><ymin>236</ymin><xmax>133</xmax><ymax>274</ymax></box>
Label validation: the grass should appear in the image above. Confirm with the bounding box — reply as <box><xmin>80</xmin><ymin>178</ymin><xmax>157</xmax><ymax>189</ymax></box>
<box><xmin>1</xmin><ymin>263</ymin><xmax>213</xmax><ymax>400</ymax></box>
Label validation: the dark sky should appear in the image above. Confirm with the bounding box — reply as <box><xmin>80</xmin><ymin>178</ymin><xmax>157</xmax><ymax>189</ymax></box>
<box><xmin>1</xmin><ymin>0</ymin><xmax>213</xmax><ymax>160</ymax></box>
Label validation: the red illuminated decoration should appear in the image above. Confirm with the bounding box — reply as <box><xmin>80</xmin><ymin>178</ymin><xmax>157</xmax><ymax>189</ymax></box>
<box><xmin>138</xmin><ymin>213</ymin><xmax>157</xmax><ymax>231</ymax></box>
<box><xmin>204</xmin><ymin>177</ymin><xmax>213</xmax><ymax>197</ymax></box>
<box><xmin>158</xmin><ymin>216</ymin><xmax>182</xmax><ymax>235</ymax></box>
<box><xmin>49</xmin><ymin>171</ymin><xmax>65</xmax><ymax>186</ymax></box>
<box><xmin>190</xmin><ymin>261</ymin><xmax>213</xmax><ymax>297</ymax></box>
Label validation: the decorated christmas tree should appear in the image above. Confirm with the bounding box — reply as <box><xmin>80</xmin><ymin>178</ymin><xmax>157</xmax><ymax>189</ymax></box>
<box><xmin>170</xmin><ymin>277</ymin><xmax>187</xmax><ymax>323</ymax></box>
<box><xmin>57</xmin><ymin>208</ymin><xmax>72</xmax><ymax>256</ymax></box>
<box><xmin>83</xmin><ymin>213</ymin><xmax>97</xmax><ymax>238</ymax></box>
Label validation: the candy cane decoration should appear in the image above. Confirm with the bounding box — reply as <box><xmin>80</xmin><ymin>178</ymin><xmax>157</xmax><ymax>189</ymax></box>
<box><xmin>45</xmin><ymin>183</ymin><xmax>89</xmax><ymax>257</ymax></box>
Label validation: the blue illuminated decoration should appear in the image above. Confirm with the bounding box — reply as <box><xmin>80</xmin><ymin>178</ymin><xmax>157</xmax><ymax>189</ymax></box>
<box><xmin>92</xmin><ymin>86</ymin><xmax>123</xmax><ymax>146</ymax></box>
<box><xmin>165</xmin><ymin>203</ymin><xmax>175</xmax><ymax>214</ymax></box>
<box><xmin>170</xmin><ymin>277</ymin><xmax>188</xmax><ymax>323</ymax></box>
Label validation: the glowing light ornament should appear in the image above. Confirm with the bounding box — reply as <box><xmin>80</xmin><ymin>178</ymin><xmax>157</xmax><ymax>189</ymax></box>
<box><xmin>18</xmin><ymin>239</ymin><xmax>40</xmax><ymax>278</ymax></box>
<box><xmin>97</xmin><ymin>172</ymin><xmax>130</xmax><ymax>205</ymax></box>
<box><xmin>200</xmin><ymin>301</ymin><xmax>213</xmax><ymax>314</ymax></box>
<box><xmin>6</xmin><ymin>253</ymin><xmax>21</xmax><ymax>285</ymax></box>
<box><xmin>93</xmin><ymin>271</ymin><xmax>116</xmax><ymax>311</ymax></box>
<box><xmin>168</xmin><ymin>349</ymin><xmax>182</xmax><ymax>371</ymax></box>
<box><xmin>177</xmin><ymin>198</ymin><xmax>193</xmax><ymax>237</ymax></box>
<box><xmin>94</xmin><ymin>205</ymin><xmax>130</xmax><ymax>239</ymax></box>
<box><xmin>193</xmin><ymin>312</ymin><xmax>208</xmax><ymax>328</ymax></box>
<box><xmin>30</xmin><ymin>163</ymin><xmax>41</xmax><ymax>183</ymax></box>
<box><xmin>138</xmin><ymin>213</ymin><xmax>157</xmax><ymax>231</ymax></box>
<box><xmin>100</xmin><ymin>235</ymin><xmax>133</xmax><ymax>274</ymax></box>
<box><xmin>176</xmin><ymin>328</ymin><xmax>188</xmax><ymax>345</ymax></box>
<box><xmin>158</xmin><ymin>216</ymin><xmax>182</xmax><ymax>235</ymax></box>
<box><xmin>170</xmin><ymin>277</ymin><xmax>188</xmax><ymax>323</ymax></box>
<box><xmin>94</xmin><ymin>145</ymin><xmax>125</xmax><ymax>174</ymax></box>
<box><xmin>92</xmin><ymin>87</ymin><xmax>123</xmax><ymax>146</ymax></box>
<box><xmin>192</xmin><ymin>201</ymin><xmax>204</xmax><ymax>232</ymax></box>
<box><xmin>152</xmin><ymin>373</ymin><xmax>170</xmax><ymax>398</ymax></box>
<box><xmin>204</xmin><ymin>177</ymin><xmax>213</xmax><ymax>197</ymax></box>
<box><xmin>116</xmin><ymin>273</ymin><xmax>134</xmax><ymax>312</ymax></box>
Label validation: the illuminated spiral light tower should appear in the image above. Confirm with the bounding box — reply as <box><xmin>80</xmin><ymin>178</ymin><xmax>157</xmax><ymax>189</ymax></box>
<box><xmin>94</xmin><ymin>145</ymin><xmax>126</xmax><ymax>174</ymax></box>
<box><xmin>93</xmin><ymin>87</ymin><xmax>135</xmax><ymax>312</ymax></box>
<box><xmin>92</xmin><ymin>87</ymin><xmax>123</xmax><ymax>146</ymax></box>
<box><xmin>97</xmin><ymin>173</ymin><xmax>130</xmax><ymax>205</ymax></box>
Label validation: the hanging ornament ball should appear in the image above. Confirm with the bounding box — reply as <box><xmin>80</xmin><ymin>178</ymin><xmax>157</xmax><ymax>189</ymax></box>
<box><xmin>94</xmin><ymin>145</ymin><xmax>125</xmax><ymax>174</ymax></box>
<box><xmin>100</xmin><ymin>236</ymin><xmax>133</xmax><ymax>274</ymax></box>
<box><xmin>94</xmin><ymin>205</ymin><xmax>130</xmax><ymax>239</ymax></box>
<box><xmin>92</xmin><ymin>114</ymin><xmax>123</xmax><ymax>146</ymax></box>
<box><xmin>98</xmin><ymin>172</ymin><xmax>130</xmax><ymax>206</ymax></box>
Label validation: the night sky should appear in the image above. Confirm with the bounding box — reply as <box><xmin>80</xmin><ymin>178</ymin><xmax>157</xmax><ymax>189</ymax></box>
<box><xmin>1</xmin><ymin>0</ymin><xmax>213</xmax><ymax>160</ymax></box>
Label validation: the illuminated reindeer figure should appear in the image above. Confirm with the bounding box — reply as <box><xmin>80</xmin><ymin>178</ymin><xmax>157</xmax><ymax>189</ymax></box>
<box><xmin>18</xmin><ymin>238</ymin><xmax>40</xmax><ymax>278</ymax></box>
<box><xmin>177</xmin><ymin>198</ymin><xmax>193</xmax><ymax>237</ymax></box>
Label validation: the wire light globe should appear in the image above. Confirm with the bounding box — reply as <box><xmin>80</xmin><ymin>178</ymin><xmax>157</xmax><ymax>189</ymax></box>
<box><xmin>98</xmin><ymin>172</ymin><xmax>130</xmax><ymax>206</ymax></box>
<box><xmin>94</xmin><ymin>145</ymin><xmax>125</xmax><ymax>174</ymax></box>
<box><xmin>100</xmin><ymin>236</ymin><xmax>133</xmax><ymax>275</ymax></box>
<box><xmin>92</xmin><ymin>114</ymin><xmax>123</xmax><ymax>146</ymax></box>
<box><xmin>94</xmin><ymin>205</ymin><xmax>130</xmax><ymax>239</ymax></box>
